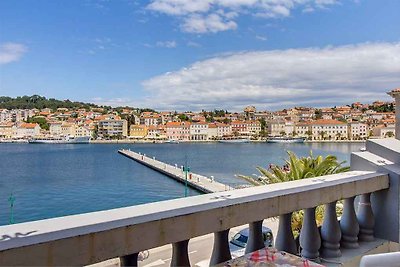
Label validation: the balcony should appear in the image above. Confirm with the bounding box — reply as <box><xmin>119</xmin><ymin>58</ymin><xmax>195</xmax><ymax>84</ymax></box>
<box><xmin>1</xmin><ymin>138</ymin><xmax>400</xmax><ymax>266</ymax></box>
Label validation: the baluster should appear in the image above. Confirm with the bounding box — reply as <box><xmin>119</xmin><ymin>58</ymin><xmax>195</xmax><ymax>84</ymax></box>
<box><xmin>340</xmin><ymin>196</ymin><xmax>359</xmax><ymax>248</ymax></box>
<box><xmin>210</xmin><ymin>229</ymin><xmax>232</xmax><ymax>265</ymax></box>
<box><xmin>171</xmin><ymin>240</ymin><xmax>190</xmax><ymax>267</ymax></box>
<box><xmin>120</xmin><ymin>253</ymin><xmax>138</xmax><ymax>267</ymax></box>
<box><xmin>321</xmin><ymin>201</ymin><xmax>341</xmax><ymax>258</ymax></box>
<box><xmin>300</xmin><ymin>207</ymin><xmax>321</xmax><ymax>260</ymax></box>
<box><xmin>275</xmin><ymin>213</ymin><xmax>297</xmax><ymax>255</ymax></box>
<box><xmin>245</xmin><ymin>220</ymin><xmax>265</xmax><ymax>254</ymax></box>
<box><xmin>357</xmin><ymin>193</ymin><xmax>375</xmax><ymax>241</ymax></box>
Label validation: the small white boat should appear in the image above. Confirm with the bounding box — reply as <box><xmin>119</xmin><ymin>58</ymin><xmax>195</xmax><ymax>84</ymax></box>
<box><xmin>266</xmin><ymin>137</ymin><xmax>305</xmax><ymax>143</ymax></box>
<box><xmin>29</xmin><ymin>136</ymin><xmax>90</xmax><ymax>144</ymax></box>
<box><xmin>219</xmin><ymin>138</ymin><xmax>250</xmax><ymax>143</ymax></box>
<box><xmin>164</xmin><ymin>139</ymin><xmax>179</xmax><ymax>144</ymax></box>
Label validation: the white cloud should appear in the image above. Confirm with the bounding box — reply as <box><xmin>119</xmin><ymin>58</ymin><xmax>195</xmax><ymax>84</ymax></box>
<box><xmin>302</xmin><ymin>6</ymin><xmax>315</xmax><ymax>13</ymax></box>
<box><xmin>182</xmin><ymin>13</ymin><xmax>237</xmax><ymax>33</ymax></box>
<box><xmin>0</xmin><ymin>43</ymin><xmax>27</xmax><ymax>65</ymax></box>
<box><xmin>142</xmin><ymin>42</ymin><xmax>400</xmax><ymax>111</ymax></box>
<box><xmin>147</xmin><ymin>0</ymin><xmax>339</xmax><ymax>33</ymax></box>
<box><xmin>256</xmin><ymin>35</ymin><xmax>267</xmax><ymax>41</ymax></box>
<box><xmin>187</xmin><ymin>41</ymin><xmax>202</xmax><ymax>47</ymax></box>
<box><xmin>156</xmin><ymin>40</ymin><xmax>177</xmax><ymax>48</ymax></box>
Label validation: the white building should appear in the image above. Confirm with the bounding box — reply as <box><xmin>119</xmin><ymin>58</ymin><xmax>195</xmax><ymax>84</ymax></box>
<box><xmin>207</xmin><ymin>123</ymin><xmax>218</xmax><ymax>140</ymax></box>
<box><xmin>49</xmin><ymin>122</ymin><xmax>63</xmax><ymax>136</ymax></box>
<box><xmin>216</xmin><ymin>123</ymin><xmax>232</xmax><ymax>137</ymax></box>
<box><xmin>267</xmin><ymin>120</ymin><xmax>286</xmax><ymax>136</ymax></box>
<box><xmin>61</xmin><ymin>123</ymin><xmax>76</xmax><ymax>136</ymax></box>
<box><xmin>0</xmin><ymin>109</ymin><xmax>11</xmax><ymax>122</ymax></box>
<box><xmin>295</xmin><ymin>123</ymin><xmax>311</xmax><ymax>138</ymax></box>
<box><xmin>348</xmin><ymin>122</ymin><xmax>368</xmax><ymax>140</ymax></box>
<box><xmin>310</xmin><ymin>119</ymin><xmax>348</xmax><ymax>140</ymax></box>
<box><xmin>16</xmin><ymin>123</ymin><xmax>40</xmax><ymax>138</ymax></box>
<box><xmin>246</xmin><ymin>121</ymin><xmax>261</xmax><ymax>135</ymax></box>
<box><xmin>190</xmin><ymin>122</ymin><xmax>208</xmax><ymax>141</ymax></box>
<box><xmin>0</xmin><ymin>122</ymin><xmax>16</xmax><ymax>138</ymax></box>
<box><xmin>75</xmin><ymin>126</ymin><xmax>91</xmax><ymax>137</ymax></box>
<box><xmin>372</xmin><ymin>126</ymin><xmax>395</xmax><ymax>138</ymax></box>
<box><xmin>98</xmin><ymin>119</ymin><xmax>128</xmax><ymax>138</ymax></box>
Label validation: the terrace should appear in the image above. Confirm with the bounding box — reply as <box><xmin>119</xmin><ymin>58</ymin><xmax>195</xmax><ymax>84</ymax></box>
<box><xmin>1</xmin><ymin>92</ymin><xmax>400</xmax><ymax>266</ymax></box>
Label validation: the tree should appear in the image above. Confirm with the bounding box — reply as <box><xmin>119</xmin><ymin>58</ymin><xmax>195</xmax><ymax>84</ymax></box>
<box><xmin>0</xmin><ymin>95</ymin><xmax>101</xmax><ymax>110</ymax></box>
<box><xmin>386</xmin><ymin>131</ymin><xmax>394</xmax><ymax>138</ymax></box>
<box><xmin>237</xmin><ymin>151</ymin><xmax>349</xmax><ymax>236</ymax></box>
<box><xmin>314</xmin><ymin>109</ymin><xmax>322</xmax><ymax>119</ymax></box>
<box><xmin>305</xmin><ymin>130</ymin><xmax>313</xmax><ymax>140</ymax></box>
<box><xmin>319</xmin><ymin>131</ymin><xmax>326</xmax><ymax>140</ymax></box>
<box><xmin>259</xmin><ymin>118</ymin><xmax>266</xmax><ymax>131</ymax></box>
<box><xmin>178</xmin><ymin>114</ymin><xmax>190</xmax><ymax>121</ymax></box>
<box><xmin>238</xmin><ymin>151</ymin><xmax>349</xmax><ymax>185</ymax></box>
<box><xmin>26</xmin><ymin>116</ymin><xmax>49</xmax><ymax>130</ymax></box>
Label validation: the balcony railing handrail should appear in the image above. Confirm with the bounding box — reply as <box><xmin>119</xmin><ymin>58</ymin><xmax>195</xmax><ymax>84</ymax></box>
<box><xmin>0</xmin><ymin>170</ymin><xmax>389</xmax><ymax>266</ymax></box>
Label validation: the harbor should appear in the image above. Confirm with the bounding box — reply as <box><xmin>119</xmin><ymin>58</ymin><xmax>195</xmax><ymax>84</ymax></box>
<box><xmin>118</xmin><ymin>149</ymin><xmax>231</xmax><ymax>193</ymax></box>
<box><xmin>0</xmin><ymin>142</ymin><xmax>361</xmax><ymax>226</ymax></box>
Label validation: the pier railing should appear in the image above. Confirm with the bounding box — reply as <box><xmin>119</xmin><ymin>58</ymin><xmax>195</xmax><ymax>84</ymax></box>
<box><xmin>0</xmin><ymin>170</ymin><xmax>389</xmax><ymax>266</ymax></box>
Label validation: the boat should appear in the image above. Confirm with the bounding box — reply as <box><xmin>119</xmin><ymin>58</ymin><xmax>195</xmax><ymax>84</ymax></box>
<box><xmin>28</xmin><ymin>136</ymin><xmax>90</xmax><ymax>144</ymax></box>
<box><xmin>266</xmin><ymin>137</ymin><xmax>305</xmax><ymax>143</ymax></box>
<box><xmin>164</xmin><ymin>139</ymin><xmax>180</xmax><ymax>144</ymax></box>
<box><xmin>218</xmin><ymin>138</ymin><xmax>250</xmax><ymax>143</ymax></box>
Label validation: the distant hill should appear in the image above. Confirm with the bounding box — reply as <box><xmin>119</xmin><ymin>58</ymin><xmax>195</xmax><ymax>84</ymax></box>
<box><xmin>0</xmin><ymin>95</ymin><xmax>104</xmax><ymax>110</ymax></box>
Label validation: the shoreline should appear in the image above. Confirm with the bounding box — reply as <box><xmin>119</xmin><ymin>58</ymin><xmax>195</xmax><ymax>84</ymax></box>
<box><xmin>0</xmin><ymin>139</ymin><xmax>369</xmax><ymax>144</ymax></box>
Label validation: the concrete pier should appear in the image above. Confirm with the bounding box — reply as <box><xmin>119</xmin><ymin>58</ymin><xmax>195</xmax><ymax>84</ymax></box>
<box><xmin>118</xmin><ymin>149</ymin><xmax>230</xmax><ymax>193</ymax></box>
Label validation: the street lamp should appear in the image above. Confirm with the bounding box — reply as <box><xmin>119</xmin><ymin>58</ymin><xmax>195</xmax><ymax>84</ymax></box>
<box><xmin>183</xmin><ymin>164</ymin><xmax>190</xmax><ymax>197</ymax></box>
<box><xmin>8</xmin><ymin>192</ymin><xmax>15</xmax><ymax>224</ymax></box>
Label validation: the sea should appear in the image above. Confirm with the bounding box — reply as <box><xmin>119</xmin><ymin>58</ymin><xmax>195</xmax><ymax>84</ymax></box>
<box><xmin>0</xmin><ymin>142</ymin><xmax>364</xmax><ymax>226</ymax></box>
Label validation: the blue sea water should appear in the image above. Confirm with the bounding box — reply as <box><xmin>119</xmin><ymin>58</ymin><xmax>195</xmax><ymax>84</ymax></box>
<box><xmin>0</xmin><ymin>142</ymin><xmax>363</xmax><ymax>226</ymax></box>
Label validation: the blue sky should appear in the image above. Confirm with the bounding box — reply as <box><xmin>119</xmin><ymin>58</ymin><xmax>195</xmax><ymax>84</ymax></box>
<box><xmin>0</xmin><ymin>0</ymin><xmax>399</xmax><ymax>111</ymax></box>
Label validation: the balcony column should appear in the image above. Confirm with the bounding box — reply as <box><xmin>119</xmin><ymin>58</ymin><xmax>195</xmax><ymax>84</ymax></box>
<box><xmin>387</xmin><ymin>89</ymin><xmax>400</xmax><ymax>140</ymax></box>
<box><xmin>275</xmin><ymin>213</ymin><xmax>297</xmax><ymax>255</ymax></box>
<box><xmin>171</xmin><ymin>239</ymin><xmax>190</xmax><ymax>267</ymax></box>
<box><xmin>245</xmin><ymin>220</ymin><xmax>265</xmax><ymax>254</ymax></box>
<box><xmin>321</xmin><ymin>201</ymin><xmax>342</xmax><ymax>258</ymax></box>
<box><xmin>209</xmin><ymin>229</ymin><xmax>232</xmax><ymax>265</ymax></box>
<box><xmin>120</xmin><ymin>253</ymin><xmax>138</xmax><ymax>267</ymax></box>
<box><xmin>357</xmin><ymin>193</ymin><xmax>375</xmax><ymax>241</ymax></box>
<box><xmin>300</xmin><ymin>207</ymin><xmax>321</xmax><ymax>260</ymax></box>
<box><xmin>340</xmin><ymin>196</ymin><xmax>360</xmax><ymax>248</ymax></box>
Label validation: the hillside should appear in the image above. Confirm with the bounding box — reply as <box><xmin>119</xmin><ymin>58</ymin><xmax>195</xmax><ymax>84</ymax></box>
<box><xmin>0</xmin><ymin>95</ymin><xmax>103</xmax><ymax>110</ymax></box>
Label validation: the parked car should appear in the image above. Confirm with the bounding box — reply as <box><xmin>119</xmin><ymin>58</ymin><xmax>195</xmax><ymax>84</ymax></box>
<box><xmin>229</xmin><ymin>226</ymin><xmax>274</xmax><ymax>258</ymax></box>
<box><xmin>194</xmin><ymin>226</ymin><xmax>274</xmax><ymax>267</ymax></box>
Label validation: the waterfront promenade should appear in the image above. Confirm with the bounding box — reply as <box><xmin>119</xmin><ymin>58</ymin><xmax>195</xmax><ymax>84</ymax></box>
<box><xmin>118</xmin><ymin>149</ymin><xmax>231</xmax><ymax>193</ymax></box>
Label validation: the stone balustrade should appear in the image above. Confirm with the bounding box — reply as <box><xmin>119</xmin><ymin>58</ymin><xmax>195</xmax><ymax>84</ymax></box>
<box><xmin>0</xmin><ymin>170</ymin><xmax>389</xmax><ymax>266</ymax></box>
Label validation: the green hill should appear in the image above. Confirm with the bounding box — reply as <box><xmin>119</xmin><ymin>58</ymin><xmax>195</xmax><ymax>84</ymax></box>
<box><xmin>0</xmin><ymin>95</ymin><xmax>103</xmax><ymax>110</ymax></box>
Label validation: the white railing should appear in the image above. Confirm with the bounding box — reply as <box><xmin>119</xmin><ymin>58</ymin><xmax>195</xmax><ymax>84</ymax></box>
<box><xmin>0</xmin><ymin>171</ymin><xmax>389</xmax><ymax>266</ymax></box>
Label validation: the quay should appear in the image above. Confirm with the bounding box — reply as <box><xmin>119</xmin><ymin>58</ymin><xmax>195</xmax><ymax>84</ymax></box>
<box><xmin>118</xmin><ymin>149</ymin><xmax>230</xmax><ymax>193</ymax></box>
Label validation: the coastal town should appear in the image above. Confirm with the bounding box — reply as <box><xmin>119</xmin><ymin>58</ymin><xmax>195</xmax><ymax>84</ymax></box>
<box><xmin>0</xmin><ymin>96</ymin><xmax>395</xmax><ymax>143</ymax></box>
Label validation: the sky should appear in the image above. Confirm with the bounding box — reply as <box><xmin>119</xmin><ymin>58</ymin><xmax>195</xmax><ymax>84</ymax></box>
<box><xmin>0</xmin><ymin>0</ymin><xmax>399</xmax><ymax>111</ymax></box>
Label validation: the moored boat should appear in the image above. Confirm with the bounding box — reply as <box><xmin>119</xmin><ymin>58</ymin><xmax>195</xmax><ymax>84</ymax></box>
<box><xmin>29</xmin><ymin>136</ymin><xmax>90</xmax><ymax>144</ymax></box>
<box><xmin>164</xmin><ymin>139</ymin><xmax>180</xmax><ymax>144</ymax></box>
<box><xmin>219</xmin><ymin>138</ymin><xmax>250</xmax><ymax>143</ymax></box>
<box><xmin>266</xmin><ymin>137</ymin><xmax>305</xmax><ymax>143</ymax></box>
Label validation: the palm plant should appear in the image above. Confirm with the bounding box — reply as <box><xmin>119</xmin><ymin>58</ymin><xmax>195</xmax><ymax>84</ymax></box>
<box><xmin>238</xmin><ymin>151</ymin><xmax>349</xmax><ymax>186</ymax></box>
<box><xmin>237</xmin><ymin>150</ymin><xmax>349</xmax><ymax>236</ymax></box>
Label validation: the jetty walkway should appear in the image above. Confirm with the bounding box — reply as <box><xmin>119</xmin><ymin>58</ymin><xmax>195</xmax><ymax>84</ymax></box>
<box><xmin>118</xmin><ymin>149</ymin><xmax>231</xmax><ymax>193</ymax></box>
